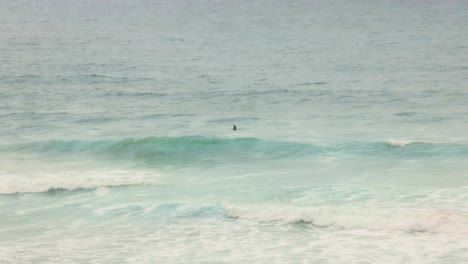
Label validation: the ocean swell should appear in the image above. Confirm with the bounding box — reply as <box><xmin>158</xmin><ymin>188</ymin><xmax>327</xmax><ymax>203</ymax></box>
<box><xmin>1</xmin><ymin>136</ymin><xmax>317</xmax><ymax>163</ymax></box>
<box><xmin>2</xmin><ymin>136</ymin><xmax>468</xmax><ymax>162</ymax></box>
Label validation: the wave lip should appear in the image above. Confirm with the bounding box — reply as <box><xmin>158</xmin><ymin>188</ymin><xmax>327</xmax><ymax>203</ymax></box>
<box><xmin>384</xmin><ymin>139</ymin><xmax>419</xmax><ymax>147</ymax></box>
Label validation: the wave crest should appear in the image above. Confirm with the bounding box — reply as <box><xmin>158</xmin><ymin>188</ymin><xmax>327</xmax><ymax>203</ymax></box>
<box><xmin>2</xmin><ymin>136</ymin><xmax>316</xmax><ymax>162</ymax></box>
<box><xmin>384</xmin><ymin>140</ymin><xmax>419</xmax><ymax>147</ymax></box>
<box><xmin>0</xmin><ymin>170</ymin><xmax>157</xmax><ymax>195</ymax></box>
<box><xmin>2</xmin><ymin>136</ymin><xmax>468</xmax><ymax>163</ymax></box>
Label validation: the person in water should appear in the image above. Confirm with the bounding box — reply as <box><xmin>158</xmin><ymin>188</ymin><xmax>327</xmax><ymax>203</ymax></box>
<box><xmin>233</xmin><ymin>124</ymin><xmax>237</xmax><ymax>131</ymax></box>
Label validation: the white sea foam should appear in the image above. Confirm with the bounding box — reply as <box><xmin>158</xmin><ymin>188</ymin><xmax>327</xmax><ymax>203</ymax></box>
<box><xmin>222</xmin><ymin>202</ymin><xmax>468</xmax><ymax>234</ymax></box>
<box><xmin>0</xmin><ymin>169</ymin><xmax>158</xmax><ymax>194</ymax></box>
<box><xmin>384</xmin><ymin>139</ymin><xmax>417</xmax><ymax>147</ymax></box>
<box><xmin>4</xmin><ymin>203</ymin><xmax>467</xmax><ymax>264</ymax></box>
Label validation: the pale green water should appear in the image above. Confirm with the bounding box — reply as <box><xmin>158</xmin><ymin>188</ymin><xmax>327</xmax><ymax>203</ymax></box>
<box><xmin>1</xmin><ymin>0</ymin><xmax>468</xmax><ymax>263</ymax></box>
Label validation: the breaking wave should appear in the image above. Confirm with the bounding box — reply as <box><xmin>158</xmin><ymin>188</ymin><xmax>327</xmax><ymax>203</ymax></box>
<box><xmin>222</xmin><ymin>202</ymin><xmax>468</xmax><ymax>234</ymax></box>
<box><xmin>0</xmin><ymin>170</ymin><xmax>158</xmax><ymax>195</ymax></box>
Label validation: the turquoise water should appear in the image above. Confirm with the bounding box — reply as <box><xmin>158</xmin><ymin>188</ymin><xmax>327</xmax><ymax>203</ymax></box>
<box><xmin>1</xmin><ymin>0</ymin><xmax>468</xmax><ymax>263</ymax></box>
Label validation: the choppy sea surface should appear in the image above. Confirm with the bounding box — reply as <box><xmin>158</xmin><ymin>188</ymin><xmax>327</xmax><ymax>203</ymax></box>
<box><xmin>1</xmin><ymin>0</ymin><xmax>468</xmax><ymax>263</ymax></box>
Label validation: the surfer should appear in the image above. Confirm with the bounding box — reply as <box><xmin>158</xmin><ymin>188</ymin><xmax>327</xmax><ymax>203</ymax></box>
<box><xmin>233</xmin><ymin>124</ymin><xmax>237</xmax><ymax>131</ymax></box>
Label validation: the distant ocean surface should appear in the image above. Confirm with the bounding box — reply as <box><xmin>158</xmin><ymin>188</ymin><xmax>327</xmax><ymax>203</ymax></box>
<box><xmin>1</xmin><ymin>0</ymin><xmax>468</xmax><ymax>263</ymax></box>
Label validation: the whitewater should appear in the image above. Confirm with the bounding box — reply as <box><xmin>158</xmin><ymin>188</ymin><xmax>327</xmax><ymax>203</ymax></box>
<box><xmin>1</xmin><ymin>0</ymin><xmax>468</xmax><ymax>263</ymax></box>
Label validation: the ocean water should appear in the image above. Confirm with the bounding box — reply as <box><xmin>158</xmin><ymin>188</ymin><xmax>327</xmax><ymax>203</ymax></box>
<box><xmin>1</xmin><ymin>0</ymin><xmax>468</xmax><ymax>263</ymax></box>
